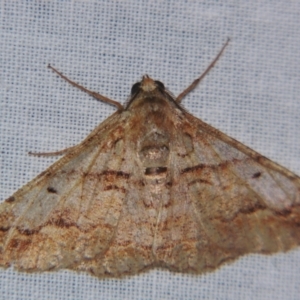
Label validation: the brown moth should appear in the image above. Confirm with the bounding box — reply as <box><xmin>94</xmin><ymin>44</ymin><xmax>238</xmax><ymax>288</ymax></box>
<box><xmin>1</xmin><ymin>39</ymin><xmax>300</xmax><ymax>278</ymax></box>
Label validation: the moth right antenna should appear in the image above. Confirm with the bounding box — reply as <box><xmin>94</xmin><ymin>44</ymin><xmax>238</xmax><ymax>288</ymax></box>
<box><xmin>176</xmin><ymin>38</ymin><xmax>230</xmax><ymax>103</ymax></box>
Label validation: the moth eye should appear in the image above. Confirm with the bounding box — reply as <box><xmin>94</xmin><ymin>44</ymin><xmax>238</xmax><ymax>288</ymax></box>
<box><xmin>155</xmin><ymin>81</ymin><xmax>165</xmax><ymax>90</ymax></box>
<box><xmin>131</xmin><ymin>82</ymin><xmax>141</xmax><ymax>95</ymax></box>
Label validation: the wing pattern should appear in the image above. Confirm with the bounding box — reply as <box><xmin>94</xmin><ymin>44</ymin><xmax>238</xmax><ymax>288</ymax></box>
<box><xmin>152</xmin><ymin>116</ymin><xmax>300</xmax><ymax>273</ymax></box>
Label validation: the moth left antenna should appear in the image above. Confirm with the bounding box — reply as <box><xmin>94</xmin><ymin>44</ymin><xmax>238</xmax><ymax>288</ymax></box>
<box><xmin>176</xmin><ymin>38</ymin><xmax>230</xmax><ymax>103</ymax></box>
<box><xmin>48</xmin><ymin>65</ymin><xmax>124</xmax><ymax>111</ymax></box>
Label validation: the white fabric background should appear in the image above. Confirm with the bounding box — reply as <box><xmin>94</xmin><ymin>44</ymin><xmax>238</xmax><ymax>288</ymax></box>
<box><xmin>0</xmin><ymin>1</ymin><xmax>300</xmax><ymax>299</ymax></box>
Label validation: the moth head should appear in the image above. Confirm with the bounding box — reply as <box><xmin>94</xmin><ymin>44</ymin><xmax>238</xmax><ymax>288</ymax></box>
<box><xmin>131</xmin><ymin>75</ymin><xmax>165</xmax><ymax>95</ymax></box>
<box><xmin>126</xmin><ymin>75</ymin><xmax>179</xmax><ymax>111</ymax></box>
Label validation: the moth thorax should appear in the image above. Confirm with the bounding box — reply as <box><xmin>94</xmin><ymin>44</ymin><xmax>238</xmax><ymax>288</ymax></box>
<box><xmin>138</xmin><ymin>131</ymin><xmax>170</xmax><ymax>182</ymax></box>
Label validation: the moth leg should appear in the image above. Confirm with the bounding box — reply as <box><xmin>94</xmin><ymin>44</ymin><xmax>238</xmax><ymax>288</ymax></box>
<box><xmin>176</xmin><ymin>38</ymin><xmax>230</xmax><ymax>103</ymax></box>
<box><xmin>48</xmin><ymin>64</ymin><xmax>124</xmax><ymax>111</ymax></box>
<box><xmin>28</xmin><ymin>145</ymin><xmax>77</xmax><ymax>157</ymax></box>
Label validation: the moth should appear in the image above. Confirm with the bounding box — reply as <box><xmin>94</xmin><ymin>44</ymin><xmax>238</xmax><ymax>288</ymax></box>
<box><xmin>1</xmin><ymin>39</ymin><xmax>300</xmax><ymax>278</ymax></box>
